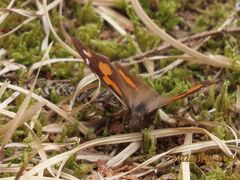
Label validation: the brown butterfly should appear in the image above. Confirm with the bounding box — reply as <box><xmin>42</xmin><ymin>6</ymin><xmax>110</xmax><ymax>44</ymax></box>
<box><xmin>72</xmin><ymin>37</ymin><xmax>216</xmax><ymax>130</ymax></box>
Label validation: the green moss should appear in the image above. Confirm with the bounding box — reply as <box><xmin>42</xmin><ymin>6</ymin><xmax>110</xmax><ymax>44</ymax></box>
<box><xmin>33</xmin><ymin>119</ymin><xmax>43</xmax><ymax>138</ymax></box>
<box><xmin>60</xmin><ymin>125</ymin><xmax>68</xmax><ymax>142</ymax></box>
<box><xmin>114</xmin><ymin>0</ymin><xmax>127</xmax><ymax>9</ymax></box>
<box><xmin>0</xmin><ymin>89</ymin><xmax>14</xmax><ymax>103</ymax></box>
<box><xmin>0</xmin><ymin>14</ymin><xmax>25</xmax><ymax>31</ymax></box>
<box><xmin>23</xmin><ymin>136</ymin><xmax>33</xmax><ymax>143</ymax></box>
<box><xmin>50</xmin><ymin>62</ymin><xmax>84</xmax><ymax>81</ymax></box>
<box><xmin>231</xmin><ymin>173</ymin><xmax>240</xmax><ymax>180</ymax></box>
<box><xmin>49</xmin><ymin>88</ymin><xmax>60</xmax><ymax>104</ymax></box>
<box><xmin>149</xmin><ymin>68</ymin><xmax>193</xmax><ymax>95</ymax></box>
<box><xmin>49</xmin><ymin>8</ymin><xmax>64</xmax><ymax>32</ymax></box>
<box><xmin>143</xmin><ymin>68</ymin><xmax>195</xmax><ymax>112</ymax></box>
<box><xmin>0</xmin><ymin>1</ymin><xmax>7</xmax><ymax>8</ymax></box>
<box><xmin>126</xmin><ymin>5</ymin><xmax>161</xmax><ymax>51</ymax></box>
<box><xmin>66</xmin><ymin>121</ymin><xmax>79</xmax><ymax>137</ymax></box>
<box><xmin>214</xmin><ymin>81</ymin><xmax>230</xmax><ymax>113</ymax></box>
<box><xmin>155</xmin><ymin>0</ymin><xmax>182</xmax><ymax>30</ymax></box>
<box><xmin>75</xmin><ymin>0</ymin><xmax>101</xmax><ymax>25</ymax></box>
<box><xmin>139</xmin><ymin>0</ymin><xmax>152</xmax><ymax>13</ymax></box>
<box><xmin>224</xmin><ymin>42</ymin><xmax>240</xmax><ymax>72</ymax></box>
<box><xmin>91</xmin><ymin>38</ymin><xmax>137</xmax><ymax>60</ymax></box>
<box><xmin>0</xmin><ymin>173</ymin><xmax>12</xmax><ymax>178</ymax></box>
<box><xmin>134</xmin><ymin>25</ymin><xmax>161</xmax><ymax>51</ymax></box>
<box><xmin>211</xmin><ymin>113</ymin><xmax>232</xmax><ymax>139</ymax></box>
<box><xmin>142</xmin><ymin>129</ymin><xmax>156</xmax><ymax>157</ymax></box>
<box><xmin>50</xmin><ymin>43</ymin><xmax>71</xmax><ymax>58</ymax></box>
<box><xmin>74</xmin><ymin>22</ymin><xmax>103</xmax><ymax>44</ymax></box>
<box><xmin>5</xmin><ymin>148</ymin><xmax>14</xmax><ymax>159</ymax></box>
<box><xmin>205</xmin><ymin>165</ymin><xmax>227</xmax><ymax>180</ymax></box>
<box><xmin>0</xmin><ymin>21</ymin><xmax>44</xmax><ymax>65</ymax></box>
<box><xmin>138</xmin><ymin>0</ymin><xmax>182</xmax><ymax>30</ymax></box>
<box><xmin>193</xmin><ymin>3</ymin><xmax>231</xmax><ymax>33</ymax></box>
<box><xmin>65</xmin><ymin>155</ymin><xmax>95</xmax><ymax>177</ymax></box>
<box><xmin>191</xmin><ymin>86</ymin><xmax>215</xmax><ymax>113</ymax></box>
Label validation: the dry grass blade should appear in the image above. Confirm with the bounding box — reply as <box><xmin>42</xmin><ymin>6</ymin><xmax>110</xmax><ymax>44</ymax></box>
<box><xmin>36</xmin><ymin>0</ymin><xmax>50</xmax><ymax>52</ymax></box>
<box><xmin>0</xmin><ymin>61</ymin><xmax>26</xmax><ymax>76</ymax></box>
<box><xmin>107</xmin><ymin>138</ymin><xmax>238</xmax><ymax>179</ymax></box>
<box><xmin>179</xmin><ymin>133</ymin><xmax>192</xmax><ymax>180</ymax></box>
<box><xmin>42</xmin><ymin>123</ymin><xmax>63</xmax><ymax>133</ymax></box>
<box><xmin>0</xmin><ymin>42</ymin><xmax>53</xmax><ymax>149</ymax></box>
<box><xmin>28</xmin><ymin>58</ymin><xmax>81</xmax><ymax>77</ymax></box>
<box><xmin>24</xmin><ymin>124</ymin><xmax>56</xmax><ymax>177</ymax></box>
<box><xmin>0</xmin><ymin>8</ymin><xmax>38</xmax><ymax>18</ymax></box>
<box><xmin>20</xmin><ymin>127</ymin><xmax>233</xmax><ymax>178</ymax></box>
<box><xmin>236</xmin><ymin>85</ymin><xmax>240</xmax><ymax>110</ymax></box>
<box><xmin>107</xmin><ymin>149</ymin><xmax>173</xmax><ymax>179</ymax></box>
<box><xmin>97</xmin><ymin>6</ymin><xmax>134</xmax><ymax>31</ymax></box>
<box><xmin>0</xmin><ymin>91</ymin><xmax>20</xmax><ymax>109</ymax></box>
<box><xmin>95</xmin><ymin>7</ymin><xmax>127</xmax><ymax>35</ymax></box>
<box><xmin>69</xmin><ymin>73</ymin><xmax>98</xmax><ymax>110</ymax></box>
<box><xmin>0</xmin><ymin>0</ymin><xmax>61</xmax><ymax>39</ymax></box>
<box><xmin>77</xmin><ymin>0</ymin><xmax>118</xmax><ymax>7</ymax></box>
<box><xmin>199</xmin><ymin>129</ymin><xmax>232</xmax><ymax>155</ymax></box>
<box><xmin>0</xmin><ymin>81</ymin><xmax>10</xmax><ymax>99</ymax></box>
<box><xmin>0</xmin><ymin>82</ymin><xmax>90</xmax><ymax>135</ymax></box>
<box><xmin>157</xmin><ymin>109</ymin><xmax>176</xmax><ymax>124</ymax></box>
<box><xmin>0</xmin><ymin>0</ymin><xmax>15</xmax><ymax>24</ymax></box>
<box><xmin>0</xmin><ymin>48</ymin><xmax>7</xmax><ymax>56</ymax></box>
<box><xmin>42</xmin><ymin>0</ymin><xmax>79</xmax><ymax>57</ymax></box>
<box><xmin>0</xmin><ymin>16</ymin><xmax>36</xmax><ymax>39</ymax></box>
<box><xmin>200</xmin><ymin>121</ymin><xmax>239</xmax><ymax>151</ymax></box>
<box><xmin>106</xmin><ymin>141</ymin><xmax>141</xmax><ymax>167</ymax></box>
<box><xmin>0</xmin><ymin>101</ymin><xmax>45</xmax><ymax>142</ymax></box>
<box><xmin>124</xmin><ymin>55</ymin><xmax>192</xmax><ymax>66</ymax></box>
<box><xmin>130</xmin><ymin>0</ymin><xmax>231</xmax><ymax>68</ymax></box>
<box><xmin>0</xmin><ymin>109</ymin><xmax>15</xmax><ymax>119</ymax></box>
<box><xmin>77</xmin><ymin>153</ymin><xmax>112</xmax><ymax>162</ymax></box>
<box><xmin>0</xmin><ymin>177</ymin><xmax>65</xmax><ymax>180</ymax></box>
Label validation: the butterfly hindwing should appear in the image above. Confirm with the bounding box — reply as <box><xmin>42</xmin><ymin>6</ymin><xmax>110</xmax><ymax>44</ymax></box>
<box><xmin>114</xmin><ymin>63</ymin><xmax>216</xmax><ymax>115</ymax></box>
<box><xmin>113</xmin><ymin>63</ymin><xmax>172</xmax><ymax>116</ymax></box>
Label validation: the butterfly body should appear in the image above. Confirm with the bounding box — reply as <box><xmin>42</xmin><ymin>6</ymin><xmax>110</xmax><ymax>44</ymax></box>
<box><xmin>72</xmin><ymin>38</ymin><xmax>216</xmax><ymax>130</ymax></box>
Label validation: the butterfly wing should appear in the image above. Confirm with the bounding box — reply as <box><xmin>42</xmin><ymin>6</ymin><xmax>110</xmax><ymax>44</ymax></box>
<box><xmin>114</xmin><ymin>63</ymin><xmax>171</xmax><ymax>116</ymax></box>
<box><xmin>114</xmin><ymin>63</ymin><xmax>216</xmax><ymax>116</ymax></box>
<box><xmin>71</xmin><ymin>37</ymin><xmax>129</xmax><ymax>107</ymax></box>
<box><xmin>72</xmin><ymin>37</ymin><xmax>216</xmax><ymax>118</ymax></box>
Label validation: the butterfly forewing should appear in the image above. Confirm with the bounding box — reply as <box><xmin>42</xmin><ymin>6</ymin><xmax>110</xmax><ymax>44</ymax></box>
<box><xmin>71</xmin><ymin>38</ymin><xmax>128</xmax><ymax>107</ymax></box>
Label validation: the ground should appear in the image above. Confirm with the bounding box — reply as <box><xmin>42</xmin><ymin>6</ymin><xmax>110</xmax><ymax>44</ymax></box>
<box><xmin>0</xmin><ymin>0</ymin><xmax>240</xmax><ymax>179</ymax></box>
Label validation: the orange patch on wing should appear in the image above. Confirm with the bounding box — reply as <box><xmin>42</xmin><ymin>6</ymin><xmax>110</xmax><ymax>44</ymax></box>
<box><xmin>118</xmin><ymin>69</ymin><xmax>137</xmax><ymax>89</ymax></box>
<box><xmin>99</xmin><ymin>62</ymin><xmax>112</xmax><ymax>75</ymax></box>
<box><xmin>103</xmin><ymin>76</ymin><xmax>123</xmax><ymax>97</ymax></box>
<box><xmin>99</xmin><ymin>62</ymin><xmax>123</xmax><ymax>97</ymax></box>
<box><xmin>168</xmin><ymin>84</ymin><xmax>205</xmax><ymax>103</ymax></box>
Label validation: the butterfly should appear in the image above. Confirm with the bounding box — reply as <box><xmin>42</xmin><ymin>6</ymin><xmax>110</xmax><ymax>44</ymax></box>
<box><xmin>71</xmin><ymin>37</ymin><xmax>216</xmax><ymax>130</ymax></box>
